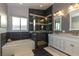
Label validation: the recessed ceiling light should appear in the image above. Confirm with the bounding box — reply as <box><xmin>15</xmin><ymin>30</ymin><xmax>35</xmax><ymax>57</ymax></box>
<box><xmin>40</xmin><ymin>5</ymin><xmax>43</xmax><ymax>7</ymax></box>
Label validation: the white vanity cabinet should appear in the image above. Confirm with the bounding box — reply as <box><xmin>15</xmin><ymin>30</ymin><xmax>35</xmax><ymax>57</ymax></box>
<box><xmin>58</xmin><ymin>38</ymin><xmax>64</xmax><ymax>51</ymax></box>
<box><xmin>64</xmin><ymin>40</ymin><xmax>79</xmax><ymax>56</ymax></box>
<box><xmin>48</xmin><ymin>34</ymin><xmax>79</xmax><ymax>56</ymax></box>
<box><xmin>52</xmin><ymin>37</ymin><xmax>60</xmax><ymax>49</ymax></box>
<box><xmin>48</xmin><ymin>34</ymin><xmax>65</xmax><ymax>51</ymax></box>
<box><xmin>48</xmin><ymin>34</ymin><xmax>53</xmax><ymax>46</ymax></box>
<box><xmin>48</xmin><ymin>34</ymin><xmax>58</xmax><ymax>48</ymax></box>
<box><xmin>52</xmin><ymin>36</ymin><xmax>64</xmax><ymax>51</ymax></box>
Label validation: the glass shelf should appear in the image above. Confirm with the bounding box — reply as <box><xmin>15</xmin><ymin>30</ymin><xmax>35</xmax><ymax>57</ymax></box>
<box><xmin>29</xmin><ymin>22</ymin><xmax>52</xmax><ymax>25</ymax></box>
<box><xmin>29</xmin><ymin>31</ymin><xmax>52</xmax><ymax>33</ymax></box>
<box><xmin>29</xmin><ymin>13</ymin><xmax>52</xmax><ymax>33</ymax></box>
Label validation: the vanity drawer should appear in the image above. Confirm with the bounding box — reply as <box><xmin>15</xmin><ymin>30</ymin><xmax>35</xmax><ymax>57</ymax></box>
<box><xmin>64</xmin><ymin>40</ymin><xmax>79</xmax><ymax>56</ymax></box>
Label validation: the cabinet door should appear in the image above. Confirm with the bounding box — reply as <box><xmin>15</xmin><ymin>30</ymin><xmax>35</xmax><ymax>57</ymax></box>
<box><xmin>52</xmin><ymin>37</ymin><xmax>59</xmax><ymax>49</ymax></box>
<box><xmin>71</xmin><ymin>42</ymin><xmax>79</xmax><ymax>56</ymax></box>
<box><xmin>64</xmin><ymin>40</ymin><xmax>79</xmax><ymax>56</ymax></box>
<box><xmin>48</xmin><ymin>34</ymin><xmax>53</xmax><ymax>46</ymax></box>
<box><xmin>58</xmin><ymin>38</ymin><xmax>64</xmax><ymax>51</ymax></box>
<box><xmin>55</xmin><ymin>38</ymin><xmax>60</xmax><ymax>49</ymax></box>
<box><xmin>51</xmin><ymin>36</ymin><xmax>64</xmax><ymax>52</ymax></box>
<box><xmin>64</xmin><ymin>40</ymin><xmax>73</xmax><ymax>55</ymax></box>
<box><xmin>52</xmin><ymin>37</ymin><xmax>61</xmax><ymax>49</ymax></box>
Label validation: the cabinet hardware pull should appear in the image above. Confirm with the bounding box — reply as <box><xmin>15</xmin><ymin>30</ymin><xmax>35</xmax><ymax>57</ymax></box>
<box><xmin>70</xmin><ymin>44</ymin><xmax>74</xmax><ymax>47</ymax></box>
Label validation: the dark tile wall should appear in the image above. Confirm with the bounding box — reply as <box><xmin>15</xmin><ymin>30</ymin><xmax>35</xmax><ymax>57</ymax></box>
<box><xmin>29</xmin><ymin>9</ymin><xmax>46</xmax><ymax>16</ymax></box>
<box><xmin>7</xmin><ymin>32</ymin><xmax>31</xmax><ymax>41</ymax></box>
<box><xmin>31</xmin><ymin>33</ymin><xmax>48</xmax><ymax>41</ymax></box>
<box><xmin>31</xmin><ymin>32</ymin><xmax>48</xmax><ymax>48</ymax></box>
<box><xmin>29</xmin><ymin>5</ymin><xmax>53</xmax><ymax>17</ymax></box>
<box><xmin>0</xmin><ymin>32</ymin><xmax>32</xmax><ymax>47</ymax></box>
<box><xmin>0</xmin><ymin>33</ymin><xmax>8</xmax><ymax>56</ymax></box>
<box><xmin>45</xmin><ymin>5</ymin><xmax>53</xmax><ymax>16</ymax></box>
<box><xmin>29</xmin><ymin>5</ymin><xmax>53</xmax><ymax>32</ymax></box>
<box><xmin>46</xmin><ymin>5</ymin><xmax>53</xmax><ymax>32</ymax></box>
<box><xmin>0</xmin><ymin>34</ymin><xmax>1</xmax><ymax>56</ymax></box>
<box><xmin>1</xmin><ymin>33</ymin><xmax>7</xmax><ymax>47</ymax></box>
<box><xmin>29</xmin><ymin>5</ymin><xmax>53</xmax><ymax>48</ymax></box>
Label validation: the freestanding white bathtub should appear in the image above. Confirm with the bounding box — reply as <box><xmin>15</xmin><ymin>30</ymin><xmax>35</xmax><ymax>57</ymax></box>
<box><xmin>2</xmin><ymin>39</ymin><xmax>35</xmax><ymax>56</ymax></box>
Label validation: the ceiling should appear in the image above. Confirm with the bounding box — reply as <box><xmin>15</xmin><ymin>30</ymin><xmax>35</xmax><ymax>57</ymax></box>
<box><xmin>7</xmin><ymin>3</ymin><xmax>53</xmax><ymax>10</ymax></box>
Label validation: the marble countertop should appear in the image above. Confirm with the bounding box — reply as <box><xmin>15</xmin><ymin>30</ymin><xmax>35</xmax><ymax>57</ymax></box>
<box><xmin>54</xmin><ymin>33</ymin><xmax>79</xmax><ymax>39</ymax></box>
<box><xmin>49</xmin><ymin>33</ymin><xmax>79</xmax><ymax>42</ymax></box>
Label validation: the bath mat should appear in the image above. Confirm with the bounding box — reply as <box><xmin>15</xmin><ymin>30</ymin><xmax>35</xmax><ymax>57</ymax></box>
<box><xmin>44</xmin><ymin>47</ymin><xmax>67</xmax><ymax>56</ymax></box>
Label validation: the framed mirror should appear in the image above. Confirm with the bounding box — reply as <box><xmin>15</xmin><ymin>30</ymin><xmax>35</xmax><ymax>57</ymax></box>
<box><xmin>69</xmin><ymin>9</ymin><xmax>79</xmax><ymax>31</ymax></box>
<box><xmin>54</xmin><ymin>16</ymin><xmax>62</xmax><ymax>31</ymax></box>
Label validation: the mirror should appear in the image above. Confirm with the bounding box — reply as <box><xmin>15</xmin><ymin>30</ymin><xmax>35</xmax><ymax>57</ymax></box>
<box><xmin>69</xmin><ymin>9</ymin><xmax>79</xmax><ymax>31</ymax></box>
<box><xmin>54</xmin><ymin>16</ymin><xmax>62</xmax><ymax>31</ymax></box>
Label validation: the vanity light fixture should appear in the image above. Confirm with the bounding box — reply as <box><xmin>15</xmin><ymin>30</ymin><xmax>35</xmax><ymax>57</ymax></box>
<box><xmin>69</xmin><ymin>3</ymin><xmax>79</xmax><ymax>12</ymax></box>
<box><xmin>53</xmin><ymin>13</ymin><xmax>56</xmax><ymax>16</ymax></box>
<box><xmin>69</xmin><ymin>5</ymin><xmax>76</xmax><ymax>12</ymax></box>
<box><xmin>74</xmin><ymin>3</ymin><xmax>79</xmax><ymax>9</ymax></box>
<box><xmin>54</xmin><ymin>10</ymin><xmax>64</xmax><ymax>16</ymax></box>
<box><xmin>69</xmin><ymin>5</ymin><xmax>74</xmax><ymax>10</ymax></box>
<box><xmin>57</xmin><ymin>10</ymin><xmax>64</xmax><ymax>16</ymax></box>
<box><xmin>54</xmin><ymin>3</ymin><xmax>79</xmax><ymax>17</ymax></box>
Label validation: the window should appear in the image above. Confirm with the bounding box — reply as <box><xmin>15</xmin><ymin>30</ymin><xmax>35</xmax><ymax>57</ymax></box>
<box><xmin>21</xmin><ymin>18</ymin><xmax>27</xmax><ymax>30</ymax></box>
<box><xmin>55</xmin><ymin>20</ymin><xmax>61</xmax><ymax>30</ymax></box>
<box><xmin>12</xmin><ymin>17</ymin><xmax>20</xmax><ymax>30</ymax></box>
<box><xmin>12</xmin><ymin>16</ymin><xmax>28</xmax><ymax>31</ymax></box>
<box><xmin>54</xmin><ymin>16</ymin><xmax>62</xmax><ymax>31</ymax></box>
<box><xmin>0</xmin><ymin>15</ymin><xmax>7</xmax><ymax>28</ymax></box>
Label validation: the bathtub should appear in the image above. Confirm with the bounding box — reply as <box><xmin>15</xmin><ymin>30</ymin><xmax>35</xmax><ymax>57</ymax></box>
<box><xmin>2</xmin><ymin>39</ymin><xmax>35</xmax><ymax>56</ymax></box>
